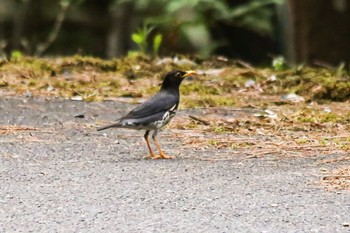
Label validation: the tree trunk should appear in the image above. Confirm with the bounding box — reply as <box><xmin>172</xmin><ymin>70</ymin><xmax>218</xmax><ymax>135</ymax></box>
<box><xmin>285</xmin><ymin>0</ymin><xmax>350</xmax><ymax>65</ymax></box>
<box><xmin>11</xmin><ymin>0</ymin><xmax>31</xmax><ymax>51</ymax></box>
<box><xmin>106</xmin><ymin>1</ymin><xmax>135</xmax><ymax>58</ymax></box>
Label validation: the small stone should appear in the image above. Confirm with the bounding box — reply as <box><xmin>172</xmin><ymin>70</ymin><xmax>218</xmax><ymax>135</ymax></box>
<box><xmin>156</xmin><ymin>57</ymin><xmax>173</xmax><ymax>65</ymax></box>
<box><xmin>24</xmin><ymin>91</ymin><xmax>32</xmax><ymax>97</ymax></box>
<box><xmin>282</xmin><ymin>93</ymin><xmax>305</xmax><ymax>103</ymax></box>
<box><xmin>254</xmin><ymin>109</ymin><xmax>278</xmax><ymax>119</ymax></box>
<box><xmin>47</xmin><ymin>85</ymin><xmax>54</xmax><ymax>92</ymax></box>
<box><xmin>323</xmin><ymin>107</ymin><xmax>331</xmax><ymax>113</ymax></box>
<box><xmin>245</xmin><ymin>79</ymin><xmax>255</xmax><ymax>88</ymax></box>
<box><xmin>268</xmin><ymin>75</ymin><xmax>277</xmax><ymax>81</ymax></box>
<box><xmin>173</xmin><ymin>57</ymin><xmax>197</xmax><ymax>66</ymax></box>
<box><xmin>71</xmin><ymin>96</ymin><xmax>83</xmax><ymax>101</ymax></box>
<box><xmin>264</xmin><ymin>109</ymin><xmax>278</xmax><ymax>119</ymax></box>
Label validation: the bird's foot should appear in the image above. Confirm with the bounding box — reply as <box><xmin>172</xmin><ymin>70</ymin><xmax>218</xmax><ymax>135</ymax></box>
<box><xmin>144</xmin><ymin>153</ymin><xmax>157</xmax><ymax>159</ymax></box>
<box><xmin>157</xmin><ymin>152</ymin><xmax>174</xmax><ymax>159</ymax></box>
<box><xmin>144</xmin><ymin>153</ymin><xmax>174</xmax><ymax>159</ymax></box>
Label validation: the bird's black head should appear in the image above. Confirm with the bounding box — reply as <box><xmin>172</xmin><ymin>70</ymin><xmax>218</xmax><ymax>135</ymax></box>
<box><xmin>160</xmin><ymin>70</ymin><xmax>197</xmax><ymax>91</ymax></box>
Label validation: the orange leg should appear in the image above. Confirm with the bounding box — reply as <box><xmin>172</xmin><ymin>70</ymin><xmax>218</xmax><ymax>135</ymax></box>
<box><xmin>152</xmin><ymin>130</ymin><xmax>174</xmax><ymax>159</ymax></box>
<box><xmin>143</xmin><ymin>130</ymin><xmax>157</xmax><ymax>159</ymax></box>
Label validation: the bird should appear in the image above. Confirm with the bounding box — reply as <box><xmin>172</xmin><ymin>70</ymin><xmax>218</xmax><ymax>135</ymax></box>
<box><xmin>97</xmin><ymin>70</ymin><xmax>197</xmax><ymax>159</ymax></box>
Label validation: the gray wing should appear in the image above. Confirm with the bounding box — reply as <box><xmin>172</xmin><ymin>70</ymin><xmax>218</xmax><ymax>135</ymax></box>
<box><xmin>121</xmin><ymin>91</ymin><xmax>178</xmax><ymax>120</ymax></box>
<box><xmin>97</xmin><ymin>92</ymin><xmax>178</xmax><ymax>131</ymax></box>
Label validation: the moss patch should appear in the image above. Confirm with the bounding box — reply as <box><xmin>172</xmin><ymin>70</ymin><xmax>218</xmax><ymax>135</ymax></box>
<box><xmin>1</xmin><ymin>55</ymin><xmax>349</xmax><ymax>106</ymax></box>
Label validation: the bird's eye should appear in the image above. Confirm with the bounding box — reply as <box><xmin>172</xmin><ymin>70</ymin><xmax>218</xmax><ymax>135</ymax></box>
<box><xmin>176</xmin><ymin>72</ymin><xmax>182</xmax><ymax>78</ymax></box>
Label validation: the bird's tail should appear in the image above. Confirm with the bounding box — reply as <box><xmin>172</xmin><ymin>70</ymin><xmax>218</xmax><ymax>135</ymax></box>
<box><xmin>97</xmin><ymin>122</ymin><xmax>122</xmax><ymax>131</ymax></box>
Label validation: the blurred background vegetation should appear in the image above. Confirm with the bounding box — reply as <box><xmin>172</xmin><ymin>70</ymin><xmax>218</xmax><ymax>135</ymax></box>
<box><xmin>0</xmin><ymin>0</ymin><xmax>350</xmax><ymax>65</ymax></box>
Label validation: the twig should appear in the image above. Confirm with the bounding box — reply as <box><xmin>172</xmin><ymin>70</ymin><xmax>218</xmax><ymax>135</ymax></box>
<box><xmin>188</xmin><ymin>115</ymin><xmax>210</xmax><ymax>125</ymax></box>
<box><xmin>313</xmin><ymin>60</ymin><xmax>335</xmax><ymax>69</ymax></box>
<box><xmin>323</xmin><ymin>175</ymin><xmax>350</xmax><ymax>180</ymax></box>
<box><xmin>234</xmin><ymin>60</ymin><xmax>254</xmax><ymax>70</ymax></box>
<box><xmin>35</xmin><ymin>1</ymin><xmax>70</xmax><ymax>56</ymax></box>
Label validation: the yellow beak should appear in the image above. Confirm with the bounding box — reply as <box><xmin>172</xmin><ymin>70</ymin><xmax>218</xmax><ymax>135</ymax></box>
<box><xmin>182</xmin><ymin>70</ymin><xmax>197</xmax><ymax>78</ymax></box>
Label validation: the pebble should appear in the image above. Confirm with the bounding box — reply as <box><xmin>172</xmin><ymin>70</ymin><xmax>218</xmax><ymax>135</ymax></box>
<box><xmin>71</xmin><ymin>96</ymin><xmax>83</xmax><ymax>101</ymax></box>
<box><xmin>281</xmin><ymin>93</ymin><xmax>305</xmax><ymax>103</ymax></box>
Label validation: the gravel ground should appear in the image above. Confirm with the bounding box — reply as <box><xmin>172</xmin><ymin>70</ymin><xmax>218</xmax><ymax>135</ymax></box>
<box><xmin>0</xmin><ymin>97</ymin><xmax>349</xmax><ymax>233</ymax></box>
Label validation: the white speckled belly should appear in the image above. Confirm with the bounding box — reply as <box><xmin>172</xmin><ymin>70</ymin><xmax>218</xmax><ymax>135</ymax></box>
<box><xmin>151</xmin><ymin>109</ymin><xmax>176</xmax><ymax>129</ymax></box>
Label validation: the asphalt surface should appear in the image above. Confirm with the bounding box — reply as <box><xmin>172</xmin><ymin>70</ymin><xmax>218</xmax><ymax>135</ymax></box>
<box><xmin>0</xmin><ymin>97</ymin><xmax>349</xmax><ymax>233</ymax></box>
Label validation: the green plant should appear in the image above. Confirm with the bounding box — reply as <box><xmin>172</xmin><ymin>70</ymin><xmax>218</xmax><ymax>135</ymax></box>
<box><xmin>141</xmin><ymin>0</ymin><xmax>285</xmax><ymax>57</ymax></box>
<box><xmin>272</xmin><ymin>56</ymin><xmax>287</xmax><ymax>71</ymax></box>
<box><xmin>131</xmin><ymin>24</ymin><xmax>162</xmax><ymax>56</ymax></box>
<box><xmin>152</xmin><ymin>33</ymin><xmax>162</xmax><ymax>56</ymax></box>
<box><xmin>11</xmin><ymin>50</ymin><xmax>23</xmax><ymax>60</ymax></box>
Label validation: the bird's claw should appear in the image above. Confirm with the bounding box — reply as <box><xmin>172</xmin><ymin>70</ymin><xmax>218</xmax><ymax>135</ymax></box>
<box><xmin>144</xmin><ymin>154</ymin><xmax>156</xmax><ymax>159</ymax></box>
<box><xmin>144</xmin><ymin>153</ymin><xmax>174</xmax><ymax>159</ymax></box>
<box><xmin>158</xmin><ymin>153</ymin><xmax>174</xmax><ymax>159</ymax></box>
